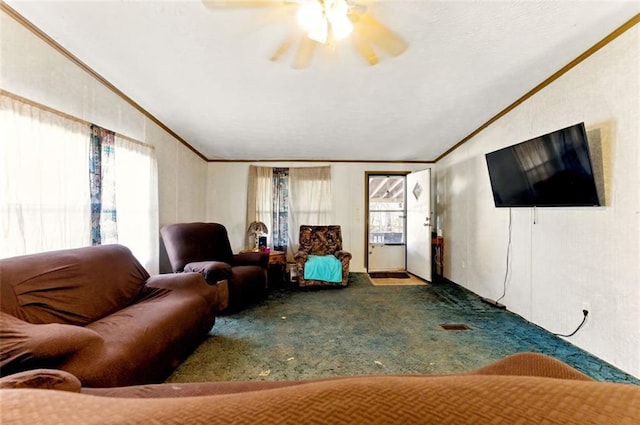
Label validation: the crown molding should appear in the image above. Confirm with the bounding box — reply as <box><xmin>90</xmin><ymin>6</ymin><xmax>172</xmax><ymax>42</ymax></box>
<box><xmin>0</xmin><ymin>1</ymin><xmax>208</xmax><ymax>162</ymax></box>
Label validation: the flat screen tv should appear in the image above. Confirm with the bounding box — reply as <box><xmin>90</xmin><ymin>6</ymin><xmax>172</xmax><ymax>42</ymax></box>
<box><xmin>485</xmin><ymin>122</ymin><xmax>600</xmax><ymax>207</ymax></box>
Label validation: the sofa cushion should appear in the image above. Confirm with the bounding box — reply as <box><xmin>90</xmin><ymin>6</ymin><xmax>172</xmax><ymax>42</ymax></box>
<box><xmin>298</xmin><ymin>225</ymin><xmax>344</xmax><ymax>255</ymax></box>
<box><xmin>0</xmin><ymin>312</ymin><xmax>103</xmax><ymax>376</ymax></box>
<box><xmin>72</xmin><ymin>275</ymin><xmax>217</xmax><ymax>387</ymax></box>
<box><xmin>0</xmin><ymin>369</ymin><xmax>81</xmax><ymax>393</ymax></box>
<box><xmin>0</xmin><ymin>245</ymin><xmax>148</xmax><ymax>325</ymax></box>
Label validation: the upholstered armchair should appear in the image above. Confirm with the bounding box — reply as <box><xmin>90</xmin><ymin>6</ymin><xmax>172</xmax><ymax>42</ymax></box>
<box><xmin>161</xmin><ymin>222</ymin><xmax>269</xmax><ymax>313</ymax></box>
<box><xmin>294</xmin><ymin>225</ymin><xmax>351</xmax><ymax>287</ymax></box>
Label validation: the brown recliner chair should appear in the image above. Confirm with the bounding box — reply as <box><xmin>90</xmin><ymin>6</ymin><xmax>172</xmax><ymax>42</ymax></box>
<box><xmin>294</xmin><ymin>225</ymin><xmax>352</xmax><ymax>288</ymax></box>
<box><xmin>161</xmin><ymin>223</ymin><xmax>269</xmax><ymax>313</ymax></box>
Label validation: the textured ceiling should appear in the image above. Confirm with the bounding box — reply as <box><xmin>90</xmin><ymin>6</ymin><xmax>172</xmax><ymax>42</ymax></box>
<box><xmin>4</xmin><ymin>0</ymin><xmax>639</xmax><ymax>161</ymax></box>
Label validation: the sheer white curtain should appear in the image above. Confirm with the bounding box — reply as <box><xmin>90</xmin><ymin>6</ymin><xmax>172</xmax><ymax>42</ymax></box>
<box><xmin>246</xmin><ymin>165</ymin><xmax>273</xmax><ymax>250</ymax></box>
<box><xmin>1</xmin><ymin>94</ymin><xmax>159</xmax><ymax>272</ymax></box>
<box><xmin>287</xmin><ymin>166</ymin><xmax>332</xmax><ymax>259</ymax></box>
<box><xmin>114</xmin><ymin>135</ymin><xmax>159</xmax><ymax>273</ymax></box>
<box><xmin>0</xmin><ymin>95</ymin><xmax>91</xmax><ymax>258</ymax></box>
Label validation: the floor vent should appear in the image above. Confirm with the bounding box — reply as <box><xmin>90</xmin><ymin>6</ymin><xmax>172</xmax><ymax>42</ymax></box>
<box><xmin>440</xmin><ymin>324</ymin><xmax>470</xmax><ymax>331</ymax></box>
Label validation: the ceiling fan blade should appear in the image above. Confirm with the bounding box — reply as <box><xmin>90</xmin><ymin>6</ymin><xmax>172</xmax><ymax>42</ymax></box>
<box><xmin>270</xmin><ymin>32</ymin><xmax>297</xmax><ymax>62</ymax></box>
<box><xmin>293</xmin><ymin>36</ymin><xmax>317</xmax><ymax>69</ymax></box>
<box><xmin>202</xmin><ymin>0</ymin><xmax>293</xmax><ymax>9</ymax></box>
<box><xmin>356</xmin><ymin>13</ymin><xmax>408</xmax><ymax>57</ymax></box>
<box><xmin>352</xmin><ymin>35</ymin><xmax>379</xmax><ymax>66</ymax></box>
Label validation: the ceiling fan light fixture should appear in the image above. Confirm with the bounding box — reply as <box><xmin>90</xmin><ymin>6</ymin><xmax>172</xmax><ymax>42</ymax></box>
<box><xmin>325</xmin><ymin>0</ymin><xmax>349</xmax><ymax>20</ymax></box>
<box><xmin>296</xmin><ymin>1</ymin><xmax>323</xmax><ymax>32</ymax></box>
<box><xmin>329</xmin><ymin>13</ymin><xmax>353</xmax><ymax>41</ymax></box>
<box><xmin>297</xmin><ymin>0</ymin><xmax>352</xmax><ymax>44</ymax></box>
<box><xmin>308</xmin><ymin>18</ymin><xmax>329</xmax><ymax>43</ymax></box>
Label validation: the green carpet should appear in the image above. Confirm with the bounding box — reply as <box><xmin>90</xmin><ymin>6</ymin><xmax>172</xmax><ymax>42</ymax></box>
<box><xmin>166</xmin><ymin>273</ymin><xmax>638</xmax><ymax>384</ymax></box>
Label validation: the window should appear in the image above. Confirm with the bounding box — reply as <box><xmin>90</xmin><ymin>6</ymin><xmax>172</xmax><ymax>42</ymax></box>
<box><xmin>368</xmin><ymin>175</ymin><xmax>406</xmax><ymax>244</ymax></box>
<box><xmin>112</xmin><ymin>135</ymin><xmax>159</xmax><ymax>272</ymax></box>
<box><xmin>247</xmin><ymin>165</ymin><xmax>332</xmax><ymax>260</ymax></box>
<box><xmin>1</xmin><ymin>93</ymin><xmax>159</xmax><ymax>272</ymax></box>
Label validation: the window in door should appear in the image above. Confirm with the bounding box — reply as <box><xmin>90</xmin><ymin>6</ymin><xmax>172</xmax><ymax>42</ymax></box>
<box><xmin>369</xmin><ymin>175</ymin><xmax>406</xmax><ymax>244</ymax></box>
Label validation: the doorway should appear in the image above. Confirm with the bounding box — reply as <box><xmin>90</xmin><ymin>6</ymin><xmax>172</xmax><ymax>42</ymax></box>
<box><xmin>366</xmin><ymin>173</ymin><xmax>407</xmax><ymax>272</ymax></box>
<box><xmin>365</xmin><ymin>170</ymin><xmax>432</xmax><ymax>281</ymax></box>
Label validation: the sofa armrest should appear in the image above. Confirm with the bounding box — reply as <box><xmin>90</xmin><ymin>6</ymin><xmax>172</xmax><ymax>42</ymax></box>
<box><xmin>294</xmin><ymin>251</ymin><xmax>308</xmax><ymax>263</ymax></box>
<box><xmin>184</xmin><ymin>261</ymin><xmax>232</xmax><ymax>284</ymax></box>
<box><xmin>334</xmin><ymin>250</ymin><xmax>352</xmax><ymax>263</ymax></box>
<box><xmin>0</xmin><ymin>369</ymin><xmax>81</xmax><ymax>392</ymax></box>
<box><xmin>145</xmin><ymin>272</ymin><xmax>209</xmax><ymax>289</ymax></box>
<box><xmin>232</xmin><ymin>252</ymin><xmax>269</xmax><ymax>268</ymax></box>
<box><xmin>471</xmin><ymin>352</ymin><xmax>593</xmax><ymax>381</ymax></box>
<box><xmin>0</xmin><ymin>312</ymin><xmax>104</xmax><ymax>377</ymax></box>
<box><xmin>293</xmin><ymin>251</ymin><xmax>308</xmax><ymax>284</ymax></box>
<box><xmin>145</xmin><ymin>272</ymin><xmax>223</xmax><ymax>312</ymax></box>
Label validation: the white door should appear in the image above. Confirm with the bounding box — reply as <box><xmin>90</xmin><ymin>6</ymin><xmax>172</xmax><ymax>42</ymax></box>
<box><xmin>406</xmin><ymin>169</ymin><xmax>432</xmax><ymax>281</ymax></box>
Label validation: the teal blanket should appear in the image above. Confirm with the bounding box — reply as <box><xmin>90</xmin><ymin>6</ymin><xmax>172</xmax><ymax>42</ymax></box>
<box><xmin>304</xmin><ymin>255</ymin><xmax>342</xmax><ymax>283</ymax></box>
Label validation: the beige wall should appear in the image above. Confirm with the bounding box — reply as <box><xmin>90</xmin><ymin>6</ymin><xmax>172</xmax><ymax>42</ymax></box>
<box><xmin>435</xmin><ymin>26</ymin><xmax>639</xmax><ymax>378</ymax></box>
<box><xmin>207</xmin><ymin>162</ymin><xmax>431</xmax><ymax>272</ymax></box>
<box><xmin>1</xmin><ymin>10</ymin><xmax>209</xmax><ymax>273</ymax></box>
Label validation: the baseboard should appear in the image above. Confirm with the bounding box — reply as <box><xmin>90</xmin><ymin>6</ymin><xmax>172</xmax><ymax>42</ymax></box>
<box><xmin>427</xmin><ymin>276</ymin><xmax>507</xmax><ymax>310</ymax></box>
<box><xmin>480</xmin><ymin>297</ymin><xmax>506</xmax><ymax>309</ymax></box>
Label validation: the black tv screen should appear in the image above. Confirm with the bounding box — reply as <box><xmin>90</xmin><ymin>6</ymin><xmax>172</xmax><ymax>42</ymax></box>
<box><xmin>485</xmin><ymin>123</ymin><xmax>600</xmax><ymax>207</ymax></box>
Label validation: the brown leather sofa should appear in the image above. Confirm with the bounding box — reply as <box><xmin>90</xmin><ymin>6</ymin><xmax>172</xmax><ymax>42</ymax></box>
<box><xmin>0</xmin><ymin>244</ymin><xmax>219</xmax><ymax>387</ymax></box>
<box><xmin>161</xmin><ymin>222</ymin><xmax>269</xmax><ymax>312</ymax></box>
<box><xmin>1</xmin><ymin>353</ymin><xmax>638</xmax><ymax>424</ymax></box>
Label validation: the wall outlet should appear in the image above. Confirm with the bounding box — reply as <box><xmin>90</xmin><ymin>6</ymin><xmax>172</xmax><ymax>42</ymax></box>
<box><xmin>582</xmin><ymin>301</ymin><xmax>591</xmax><ymax>312</ymax></box>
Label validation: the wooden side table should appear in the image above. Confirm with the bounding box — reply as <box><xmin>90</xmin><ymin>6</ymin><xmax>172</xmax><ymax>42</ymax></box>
<box><xmin>267</xmin><ymin>250</ymin><xmax>286</xmax><ymax>287</ymax></box>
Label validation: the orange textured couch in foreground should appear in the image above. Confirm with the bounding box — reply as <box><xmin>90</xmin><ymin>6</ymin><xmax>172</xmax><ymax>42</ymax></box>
<box><xmin>1</xmin><ymin>353</ymin><xmax>638</xmax><ymax>424</ymax></box>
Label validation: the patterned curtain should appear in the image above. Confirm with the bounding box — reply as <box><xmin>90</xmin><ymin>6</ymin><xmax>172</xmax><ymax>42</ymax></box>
<box><xmin>89</xmin><ymin>125</ymin><xmax>117</xmax><ymax>245</ymax></box>
<box><xmin>272</xmin><ymin>168</ymin><xmax>289</xmax><ymax>252</ymax></box>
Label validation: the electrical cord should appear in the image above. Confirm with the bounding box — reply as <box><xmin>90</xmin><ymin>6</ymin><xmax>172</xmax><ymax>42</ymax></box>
<box><xmin>495</xmin><ymin>208</ymin><xmax>512</xmax><ymax>303</ymax></box>
<box><xmin>553</xmin><ymin>310</ymin><xmax>589</xmax><ymax>337</ymax></box>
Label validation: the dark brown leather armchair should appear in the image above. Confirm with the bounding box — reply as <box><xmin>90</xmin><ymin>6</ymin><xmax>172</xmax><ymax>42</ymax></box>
<box><xmin>294</xmin><ymin>225</ymin><xmax>351</xmax><ymax>288</ymax></box>
<box><xmin>161</xmin><ymin>223</ymin><xmax>268</xmax><ymax>313</ymax></box>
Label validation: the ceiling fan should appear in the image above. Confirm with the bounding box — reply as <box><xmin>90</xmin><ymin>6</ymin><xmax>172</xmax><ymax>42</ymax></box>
<box><xmin>202</xmin><ymin>0</ymin><xmax>408</xmax><ymax>68</ymax></box>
